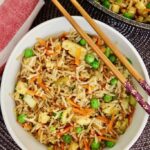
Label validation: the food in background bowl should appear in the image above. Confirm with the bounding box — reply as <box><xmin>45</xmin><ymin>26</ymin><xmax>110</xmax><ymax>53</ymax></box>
<box><xmin>95</xmin><ymin>0</ymin><xmax>150</xmax><ymax>23</ymax></box>
<box><xmin>13</xmin><ymin>30</ymin><xmax>136</xmax><ymax>149</ymax></box>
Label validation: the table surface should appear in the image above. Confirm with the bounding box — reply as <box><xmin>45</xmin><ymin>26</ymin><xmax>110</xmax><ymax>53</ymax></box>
<box><xmin>0</xmin><ymin>0</ymin><xmax>150</xmax><ymax>149</ymax></box>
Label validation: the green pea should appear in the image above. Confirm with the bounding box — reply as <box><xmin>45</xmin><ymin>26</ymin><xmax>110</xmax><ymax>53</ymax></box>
<box><xmin>103</xmin><ymin>94</ymin><xmax>113</xmax><ymax>103</ymax></box>
<box><xmin>127</xmin><ymin>57</ymin><xmax>132</xmax><ymax>64</ymax></box>
<box><xmin>24</xmin><ymin>48</ymin><xmax>34</xmax><ymax>58</ymax></box>
<box><xmin>104</xmin><ymin>47</ymin><xmax>111</xmax><ymax>57</ymax></box>
<box><xmin>123</xmin><ymin>12</ymin><xmax>134</xmax><ymax>19</ymax></box>
<box><xmin>146</xmin><ymin>2</ymin><xmax>150</xmax><ymax>9</ymax></box>
<box><xmin>129</xmin><ymin>95</ymin><xmax>136</xmax><ymax>107</ymax></box>
<box><xmin>91</xmin><ymin>59</ymin><xmax>100</xmax><ymax>69</ymax></box>
<box><xmin>90</xmin><ymin>98</ymin><xmax>100</xmax><ymax>109</ymax></box>
<box><xmin>62</xmin><ymin>134</ymin><xmax>72</xmax><ymax>144</ymax></box>
<box><xmin>105</xmin><ymin>141</ymin><xmax>116</xmax><ymax>148</ymax></box>
<box><xmin>85</xmin><ymin>53</ymin><xmax>95</xmax><ymax>64</ymax></box>
<box><xmin>102</xmin><ymin>0</ymin><xmax>111</xmax><ymax>9</ymax></box>
<box><xmin>79</xmin><ymin>39</ymin><xmax>86</xmax><ymax>46</ymax></box>
<box><xmin>17</xmin><ymin>114</ymin><xmax>26</xmax><ymax>124</ymax></box>
<box><xmin>110</xmin><ymin>78</ymin><xmax>118</xmax><ymax>85</ymax></box>
<box><xmin>76</xmin><ymin>127</ymin><xmax>83</xmax><ymax>134</ymax></box>
<box><xmin>91</xmin><ymin>139</ymin><xmax>101</xmax><ymax>150</ymax></box>
<box><xmin>108</xmin><ymin>54</ymin><xmax>116</xmax><ymax>63</ymax></box>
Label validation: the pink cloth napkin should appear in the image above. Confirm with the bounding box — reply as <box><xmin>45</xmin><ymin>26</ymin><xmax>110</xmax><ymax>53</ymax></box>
<box><xmin>0</xmin><ymin>0</ymin><xmax>44</xmax><ymax>75</ymax></box>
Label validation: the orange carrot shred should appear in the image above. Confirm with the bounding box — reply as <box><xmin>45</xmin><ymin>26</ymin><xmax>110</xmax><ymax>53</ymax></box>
<box><xmin>75</xmin><ymin>48</ymin><xmax>81</xmax><ymax>65</ymax></box>
<box><xmin>57</xmin><ymin>126</ymin><xmax>72</xmax><ymax>137</ymax></box>
<box><xmin>108</xmin><ymin>114</ymin><xmax>115</xmax><ymax>131</ymax></box>
<box><xmin>36</xmin><ymin>38</ymin><xmax>46</xmax><ymax>46</ymax></box>
<box><xmin>68</xmin><ymin>99</ymin><xmax>80</xmax><ymax>108</ymax></box>
<box><xmin>97</xmin><ymin>116</ymin><xmax>109</xmax><ymax>124</ymax></box>
<box><xmin>83</xmin><ymin>139</ymin><xmax>90</xmax><ymax>150</ymax></box>
<box><xmin>98</xmin><ymin>136</ymin><xmax>116</xmax><ymax>142</ymax></box>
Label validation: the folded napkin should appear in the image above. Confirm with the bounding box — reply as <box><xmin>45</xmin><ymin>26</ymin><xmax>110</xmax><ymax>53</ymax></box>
<box><xmin>0</xmin><ymin>0</ymin><xmax>44</xmax><ymax>75</ymax></box>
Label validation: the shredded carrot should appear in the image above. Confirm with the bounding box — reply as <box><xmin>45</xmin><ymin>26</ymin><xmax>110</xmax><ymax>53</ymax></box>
<box><xmin>36</xmin><ymin>38</ymin><xmax>46</xmax><ymax>46</ymax></box>
<box><xmin>99</xmin><ymin>129</ymin><xmax>107</xmax><ymax>135</ymax></box>
<box><xmin>37</xmin><ymin>77</ymin><xmax>49</xmax><ymax>92</ymax></box>
<box><xmin>100</xmin><ymin>46</ymin><xmax>105</xmax><ymax>53</ymax></box>
<box><xmin>26</xmin><ymin>90</ymin><xmax>36</xmax><ymax>96</ymax></box>
<box><xmin>45</xmin><ymin>50</ymin><xmax>54</xmax><ymax>56</ymax></box>
<box><xmin>75</xmin><ymin>48</ymin><xmax>81</xmax><ymax>65</ymax></box>
<box><xmin>108</xmin><ymin>114</ymin><xmax>115</xmax><ymax>131</ymax></box>
<box><xmin>97</xmin><ymin>116</ymin><xmax>109</xmax><ymax>124</ymax></box>
<box><xmin>29</xmin><ymin>76</ymin><xmax>37</xmax><ymax>83</ymax></box>
<box><xmin>72</xmin><ymin>107</ymin><xmax>94</xmax><ymax>116</ymax></box>
<box><xmin>61</xmin><ymin>143</ymin><xmax>64</xmax><ymax>150</ymax></box>
<box><xmin>98</xmin><ymin>136</ymin><xmax>116</xmax><ymax>142</ymax></box>
<box><xmin>83</xmin><ymin>139</ymin><xmax>90</xmax><ymax>150</ymax></box>
<box><xmin>57</xmin><ymin>126</ymin><xmax>72</xmax><ymax>137</ymax></box>
<box><xmin>68</xmin><ymin>99</ymin><xmax>80</xmax><ymax>108</ymax></box>
<box><xmin>146</xmin><ymin>9</ymin><xmax>150</xmax><ymax>12</ymax></box>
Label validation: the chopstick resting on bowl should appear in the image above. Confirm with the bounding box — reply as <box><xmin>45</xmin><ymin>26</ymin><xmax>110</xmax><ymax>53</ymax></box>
<box><xmin>51</xmin><ymin>0</ymin><xmax>150</xmax><ymax>114</ymax></box>
<box><xmin>70</xmin><ymin>0</ymin><xmax>150</xmax><ymax>96</ymax></box>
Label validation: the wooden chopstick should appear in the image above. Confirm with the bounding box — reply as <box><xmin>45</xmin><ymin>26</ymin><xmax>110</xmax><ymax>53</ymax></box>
<box><xmin>51</xmin><ymin>0</ymin><xmax>150</xmax><ymax>114</ymax></box>
<box><xmin>70</xmin><ymin>0</ymin><xmax>150</xmax><ymax>96</ymax></box>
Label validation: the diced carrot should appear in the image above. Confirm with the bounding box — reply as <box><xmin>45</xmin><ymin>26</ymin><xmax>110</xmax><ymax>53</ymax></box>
<box><xmin>97</xmin><ymin>116</ymin><xmax>109</xmax><ymax>124</ymax></box>
<box><xmin>57</xmin><ymin>126</ymin><xmax>72</xmax><ymax>137</ymax></box>
<box><xmin>83</xmin><ymin>139</ymin><xmax>90</xmax><ymax>150</ymax></box>
<box><xmin>98</xmin><ymin>136</ymin><xmax>116</xmax><ymax>142</ymax></box>
<box><xmin>75</xmin><ymin>48</ymin><xmax>81</xmax><ymax>65</ymax></box>
<box><xmin>68</xmin><ymin>99</ymin><xmax>80</xmax><ymax>108</ymax></box>
<box><xmin>36</xmin><ymin>38</ymin><xmax>46</xmax><ymax>46</ymax></box>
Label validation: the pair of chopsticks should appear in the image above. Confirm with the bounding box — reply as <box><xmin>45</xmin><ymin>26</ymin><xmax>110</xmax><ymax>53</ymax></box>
<box><xmin>52</xmin><ymin>0</ymin><xmax>150</xmax><ymax>114</ymax></box>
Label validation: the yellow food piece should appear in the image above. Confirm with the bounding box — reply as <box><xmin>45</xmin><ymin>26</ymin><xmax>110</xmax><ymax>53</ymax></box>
<box><xmin>23</xmin><ymin>94</ymin><xmax>36</xmax><ymax>108</ymax></box>
<box><xmin>38</xmin><ymin>112</ymin><xmax>50</xmax><ymax>124</ymax></box>
<box><xmin>62</xmin><ymin>40</ymin><xmax>86</xmax><ymax>60</ymax></box>
<box><xmin>112</xmin><ymin>4</ymin><xmax>120</xmax><ymax>13</ymax></box>
<box><xmin>76</xmin><ymin>116</ymin><xmax>91</xmax><ymax>125</ymax></box>
<box><xmin>69</xmin><ymin>142</ymin><xmax>79</xmax><ymax>150</ymax></box>
<box><xmin>16</xmin><ymin>81</ymin><xmax>28</xmax><ymax>95</ymax></box>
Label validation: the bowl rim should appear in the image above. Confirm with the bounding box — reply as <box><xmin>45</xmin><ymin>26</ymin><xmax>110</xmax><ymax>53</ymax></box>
<box><xmin>87</xmin><ymin>0</ymin><xmax>150</xmax><ymax>30</ymax></box>
<box><xmin>1</xmin><ymin>16</ymin><xmax>150</xmax><ymax>150</ymax></box>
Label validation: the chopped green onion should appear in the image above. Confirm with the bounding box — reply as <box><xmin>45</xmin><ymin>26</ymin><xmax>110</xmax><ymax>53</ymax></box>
<box><xmin>91</xmin><ymin>139</ymin><xmax>101</xmax><ymax>150</ymax></box>
<box><xmin>146</xmin><ymin>2</ymin><xmax>150</xmax><ymax>9</ymax></box>
<box><xmin>85</xmin><ymin>53</ymin><xmax>95</xmax><ymax>64</ymax></box>
<box><xmin>76</xmin><ymin>127</ymin><xmax>83</xmax><ymax>134</ymax></box>
<box><xmin>110</xmin><ymin>78</ymin><xmax>118</xmax><ymax>85</ymax></box>
<box><xmin>123</xmin><ymin>12</ymin><xmax>134</xmax><ymax>19</ymax></box>
<box><xmin>108</xmin><ymin>54</ymin><xmax>116</xmax><ymax>63</ymax></box>
<box><xmin>91</xmin><ymin>59</ymin><xmax>100</xmax><ymax>69</ymax></box>
<box><xmin>103</xmin><ymin>94</ymin><xmax>113</xmax><ymax>103</ymax></box>
<box><xmin>127</xmin><ymin>57</ymin><xmax>132</xmax><ymax>64</ymax></box>
<box><xmin>79</xmin><ymin>39</ymin><xmax>86</xmax><ymax>46</ymax></box>
<box><xmin>129</xmin><ymin>95</ymin><xmax>137</xmax><ymax>107</ymax></box>
<box><xmin>90</xmin><ymin>98</ymin><xmax>100</xmax><ymax>109</ymax></box>
<box><xmin>105</xmin><ymin>141</ymin><xmax>116</xmax><ymax>148</ymax></box>
<box><xmin>102</xmin><ymin>0</ymin><xmax>111</xmax><ymax>9</ymax></box>
<box><xmin>24</xmin><ymin>48</ymin><xmax>34</xmax><ymax>58</ymax></box>
<box><xmin>104</xmin><ymin>47</ymin><xmax>111</xmax><ymax>57</ymax></box>
<box><xmin>17</xmin><ymin>114</ymin><xmax>26</xmax><ymax>124</ymax></box>
<box><xmin>62</xmin><ymin>134</ymin><xmax>72</xmax><ymax>144</ymax></box>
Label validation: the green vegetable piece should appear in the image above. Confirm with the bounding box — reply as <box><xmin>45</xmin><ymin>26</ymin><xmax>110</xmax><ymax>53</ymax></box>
<box><xmin>105</xmin><ymin>141</ymin><xmax>116</xmax><ymax>148</ymax></box>
<box><xmin>103</xmin><ymin>94</ymin><xmax>113</xmax><ymax>103</ymax></box>
<box><xmin>85</xmin><ymin>53</ymin><xmax>95</xmax><ymax>64</ymax></box>
<box><xmin>127</xmin><ymin>57</ymin><xmax>132</xmax><ymax>64</ymax></box>
<box><xmin>79</xmin><ymin>39</ymin><xmax>86</xmax><ymax>46</ymax></box>
<box><xmin>102</xmin><ymin>0</ymin><xmax>111</xmax><ymax>9</ymax></box>
<box><xmin>104</xmin><ymin>47</ymin><xmax>111</xmax><ymax>57</ymax></box>
<box><xmin>146</xmin><ymin>2</ymin><xmax>150</xmax><ymax>9</ymax></box>
<box><xmin>62</xmin><ymin>134</ymin><xmax>72</xmax><ymax>144</ymax></box>
<box><xmin>49</xmin><ymin>126</ymin><xmax>56</xmax><ymax>132</ymax></box>
<box><xmin>108</xmin><ymin>54</ymin><xmax>116</xmax><ymax>63</ymax></box>
<box><xmin>91</xmin><ymin>139</ymin><xmax>101</xmax><ymax>150</ymax></box>
<box><xmin>116</xmin><ymin>0</ymin><xmax>122</xmax><ymax>3</ymax></box>
<box><xmin>91</xmin><ymin>59</ymin><xmax>100</xmax><ymax>69</ymax></box>
<box><xmin>129</xmin><ymin>95</ymin><xmax>137</xmax><ymax>107</ymax></box>
<box><xmin>76</xmin><ymin>127</ymin><xmax>83</xmax><ymax>134</ymax></box>
<box><xmin>24</xmin><ymin>48</ymin><xmax>34</xmax><ymax>58</ymax></box>
<box><xmin>123</xmin><ymin>12</ymin><xmax>134</xmax><ymax>19</ymax></box>
<box><xmin>17</xmin><ymin>114</ymin><xmax>26</xmax><ymax>124</ymax></box>
<box><xmin>90</xmin><ymin>98</ymin><xmax>100</xmax><ymax>109</ymax></box>
<box><xmin>110</xmin><ymin>78</ymin><xmax>118</xmax><ymax>85</ymax></box>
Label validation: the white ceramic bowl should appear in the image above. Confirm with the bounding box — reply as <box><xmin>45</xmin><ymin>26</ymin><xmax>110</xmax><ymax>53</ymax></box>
<box><xmin>1</xmin><ymin>16</ymin><xmax>150</xmax><ymax>150</ymax></box>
